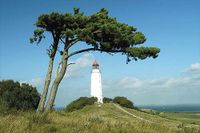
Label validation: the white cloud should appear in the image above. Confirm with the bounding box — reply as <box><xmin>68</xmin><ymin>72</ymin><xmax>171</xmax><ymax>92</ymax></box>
<box><xmin>65</xmin><ymin>53</ymin><xmax>94</xmax><ymax>78</ymax></box>
<box><xmin>103</xmin><ymin>63</ymin><xmax>200</xmax><ymax>105</ymax></box>
<box><xmin>185</xmin><ymin>62</ymin><xmax>200</xmax><ymax>73</ymax></box>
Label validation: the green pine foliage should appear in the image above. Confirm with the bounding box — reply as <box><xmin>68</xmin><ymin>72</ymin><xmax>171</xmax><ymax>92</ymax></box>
<box><xmin>30</xmin><ymin>8</ymin><xmax>160</xmax><ymax>63</ymax></box>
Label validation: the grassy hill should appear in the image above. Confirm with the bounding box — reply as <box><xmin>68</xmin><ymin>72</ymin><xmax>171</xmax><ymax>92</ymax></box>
<box><xmin>0</xmin><ymin>103</ymin><xmax>200</xmax><ymax>133</ymax></box>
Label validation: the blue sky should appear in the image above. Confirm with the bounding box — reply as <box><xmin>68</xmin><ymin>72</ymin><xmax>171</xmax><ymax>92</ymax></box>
<box><xmin>0</xmin><ymin>0</ymin><xmax>200</xmax><ymax>107</ymax></box>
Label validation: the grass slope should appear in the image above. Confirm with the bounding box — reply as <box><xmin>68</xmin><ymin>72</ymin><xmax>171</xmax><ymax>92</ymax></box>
<box><xmin>0</xmin><ymin>103</ymin><xmax>200</xmax><ymax>133</ymax></box>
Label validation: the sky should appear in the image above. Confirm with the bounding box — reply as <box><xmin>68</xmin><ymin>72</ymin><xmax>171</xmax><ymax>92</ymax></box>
<box><xmin>0</xmin><ymin>0</ymin><xmax>200</xmax><ymax>107</ymax></box>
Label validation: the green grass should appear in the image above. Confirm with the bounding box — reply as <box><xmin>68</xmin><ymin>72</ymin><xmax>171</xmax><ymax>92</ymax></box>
<box><xmin>159</xmin><ymin>112</ymin><xmax>200</xmax><ymax>125</ymax></box>
<box><xmin>0</xmin><ymin>103</ymin><xmax>200</xmax><ymax>133</ymax></box>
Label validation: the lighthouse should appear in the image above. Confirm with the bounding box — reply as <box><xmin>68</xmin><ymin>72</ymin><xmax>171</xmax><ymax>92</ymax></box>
<box><xmin>90</xmin><ymin>60</ymin><xmax>103</xmax><ymax>103</ymax></box>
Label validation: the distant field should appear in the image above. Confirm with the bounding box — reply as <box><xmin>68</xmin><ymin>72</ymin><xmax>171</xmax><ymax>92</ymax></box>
<box><xmin>159</xmin><ymin>112</ymin><xmax>200</xmax><ymax>125</ymax></box>
<box><xmin>0</xmin><ymin>104</ymin><xmax>200</xmax><ymax>133</ymax></box>
<box><xmin>139</xmin><ymin>104</ymin><xmax>200</xmax><ymax>125</ymax></box>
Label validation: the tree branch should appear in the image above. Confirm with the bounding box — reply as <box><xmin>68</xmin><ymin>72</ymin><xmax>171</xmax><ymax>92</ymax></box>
<box><xmin>59</xmin><ymin>37</ymin><xmax>65</xmax><ymax>44</ymax></box>
<box><xmin>67</xmin><ymin>62</ymin><xmax>75</xmax><ymax>66</ymax></box>
<box><xmin>66</xmin><ymin>38</ymin><xmax>79</xmax><ymax>50</ymax></box>
<box><xmin>66</xmin><ymin>48</ymin><xmax>123</xmax><ymax>60</ymax></box>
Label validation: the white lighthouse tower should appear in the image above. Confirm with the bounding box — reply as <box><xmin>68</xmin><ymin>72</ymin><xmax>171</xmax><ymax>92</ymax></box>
<box><xmin>90</xmin><ymin>60</ymin><xmax>103</xmax><ymax>103</ymax></box>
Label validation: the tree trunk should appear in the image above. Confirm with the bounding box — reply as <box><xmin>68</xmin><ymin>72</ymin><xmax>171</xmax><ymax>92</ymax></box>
<box><xmin>37</xmin><ymin>57</ymin><xmax>54</xmax><ymax>112</ymax></box>
<box><xmin>37</xmin><ymin>36</ymin><xmax>59</xmax><ymax>112</ymax></box>
<box><xmin>45</xmin><ymin>51</ymin><xmax>68</xmax><ymax>111</ymax></box>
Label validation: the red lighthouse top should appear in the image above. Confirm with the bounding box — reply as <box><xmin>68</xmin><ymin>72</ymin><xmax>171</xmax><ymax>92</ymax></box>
<box><xmin>92</xmin><ymin>60</ymin><xmax>99</xmax><ymax>66</ymax></box>
<box><xmin>92</xmin><ymin>60</ymin><xmax>99</xmax><ymax>69</ymax></box>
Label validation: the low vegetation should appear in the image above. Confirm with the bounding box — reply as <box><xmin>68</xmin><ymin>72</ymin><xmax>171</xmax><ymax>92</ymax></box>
<box><xmin>104</xmin><ymin>96</ymin><xmax>141</xmax><ymax>110</ymax></box>
<box><xmin>65</xmin><ymin>97</ymin><xmax>97</xmax><ymax>112</ymax></box>
<box><xmin>1</xmin><ymin>80</ymin><xmax>199</xmax><ymax>132</ymax></box>
<box><xmin>113</xmin><ymin>96</ymin><xmax>134</xmax><ymax>108</ymax></box>
<box><xmin>0</xmin><ymin>104</ymin><xmax>200</xmax><ymax>133</ymax></box>
<box><xmin>65</xmin><ymin>96</ymin><xmax>136</xmax><ymax>113</ymax></box>
<box><xmin>103</xmin><ymin>97</ymin><xmax>113</xmax><ymax>103</ymax></box>
<box><xmin>159</xmin><ymin>112</ymin><xmax>200</xmax><ymax>125</ymax></box>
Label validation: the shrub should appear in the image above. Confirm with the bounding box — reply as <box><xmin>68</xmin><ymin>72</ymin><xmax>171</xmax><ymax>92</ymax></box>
<box><xmin>65</xmin><ymin>97</ymin><xmax>97</xmax><ymax>112</ymax></box>
<box><xmin>103</xmin><ymin>97</ymin><xmax>113</xmax><ymax>103</ymax></box>
<box><xmin>0</xmin><ymin>99</ymin><xmax>10</xmax><ymax>114</ymax></box>
<box><xmin>113</xmin><ymin>96</ymin><xmax>134</xmax><ymax>109</ymax></box>
<box><xmin>0</xmin><ymin>80</ymin><xmax>40</xmax><ymax>112</ymax></box>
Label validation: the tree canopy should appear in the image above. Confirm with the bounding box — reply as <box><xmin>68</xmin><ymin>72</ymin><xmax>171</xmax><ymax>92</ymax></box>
<box><xmin>31</xmin><ymin>8</ymin><xmax>160</xmax><ymax>63</ymax></box>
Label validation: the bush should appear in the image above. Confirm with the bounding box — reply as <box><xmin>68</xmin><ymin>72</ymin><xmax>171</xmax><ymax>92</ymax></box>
<box><xmin>103</xmin><ymin>97</ymin><xmax>113</xmax><ymax>103</ymax></box>
<box><xmin>113</xmin><ymin>96</ymin><xmax>134</xmax><ymax>109</ymax></box>
<box><xmin>0</xmin><ymin>80</ymin><xmax>40</xmax><ymax>112</ymax></box>
<box><xmin>65</xmin><ymin>97</ymin><xmax>97</xmax><ymax>112</ymax></box>
<box><xmin>0</xmin><ymin>99</ymin><xmax>9</xmax><ymax>114</ymax></box>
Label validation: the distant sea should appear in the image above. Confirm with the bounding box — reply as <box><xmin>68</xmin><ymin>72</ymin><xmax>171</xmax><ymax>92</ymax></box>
<box><xmin>137</xmin><ymin>104</ymin><xmax>200</xmax><ymax>112</ymax></box>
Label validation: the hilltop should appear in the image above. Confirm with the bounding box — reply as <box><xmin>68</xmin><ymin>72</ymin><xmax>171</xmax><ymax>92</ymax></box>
<box><xmin>0</xmin><ymin>103</ymin><xmax>200</xmax><ymax>133</ymax></box>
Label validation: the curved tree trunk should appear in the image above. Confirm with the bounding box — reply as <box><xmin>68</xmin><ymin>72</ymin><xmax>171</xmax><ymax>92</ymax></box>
<box><xmin>45</xmin><ymin>50</ymin><xmax>68</xmax><ymax>111</ymax></box>
<box><xmin>37</xmin><ymin>57</ymin><xmax>54</xmax><ymax>112</ymax></box>
<box><xmin>37</xmin><ymin>36</ymin><xmax>59</xmax><ymax>112</ymax></box>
